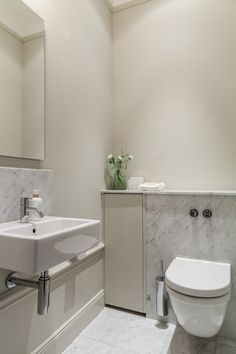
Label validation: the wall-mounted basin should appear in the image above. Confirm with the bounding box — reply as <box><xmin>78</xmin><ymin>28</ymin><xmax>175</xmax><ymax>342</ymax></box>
<box><xmin>0</xmin><ymin>216</ymin><xmax>100</xmax><ymax>274</ymax></box>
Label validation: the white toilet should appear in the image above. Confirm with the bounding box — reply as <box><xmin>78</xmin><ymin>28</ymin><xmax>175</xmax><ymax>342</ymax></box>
<box><xmin>165</xmin><ymin>257</ymin><xmax>231</xmax><ymax>338</ymax></box>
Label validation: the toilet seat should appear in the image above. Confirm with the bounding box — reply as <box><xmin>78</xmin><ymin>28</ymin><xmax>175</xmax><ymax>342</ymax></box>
<box><xmin>166</xmin><ymin>284</ymin><xmax>231</xmax><ymax>304</ymax></box>
<box><xmin>165</xmin><ymin>257</ymin><xmax>231</xmax><ymax>298</ymax></box>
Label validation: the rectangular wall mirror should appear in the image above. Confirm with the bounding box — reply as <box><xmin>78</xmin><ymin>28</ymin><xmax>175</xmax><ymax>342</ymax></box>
<box><xmin>0</xmin><ymin>0</ymin><xmax>44</xmax><ymax>160</ymax></box>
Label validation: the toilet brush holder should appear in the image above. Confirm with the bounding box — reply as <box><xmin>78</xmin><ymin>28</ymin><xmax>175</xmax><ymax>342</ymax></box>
<box><xmin>156</xmin><ymin>260</ymin><xmax>168</xmax><ymax>317</ymax></box>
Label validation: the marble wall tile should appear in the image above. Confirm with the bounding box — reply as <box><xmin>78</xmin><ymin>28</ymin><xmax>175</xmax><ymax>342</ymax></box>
<box><xmin>216</xmin><ymin>336</ymin><xmax>236</xmax><ymax>354</ymax></box>
<box><xmin>0</xmin><ymin>167</ymin><xmax>53</xmax><ymax>222</ymax></box>
<box><xmin>145</xmin><ymin>194</ymin><xmax>236</xmax><ymax>340</ymax></box>
<box><xmin>170</xmin><ymin>328</ymin><xmax>236</xmax><ymax>354</ymax></box>
<box><xmin>0</xmin><ymin>167</ymin><xmax>53</xmax><ymax>293</ymax></box>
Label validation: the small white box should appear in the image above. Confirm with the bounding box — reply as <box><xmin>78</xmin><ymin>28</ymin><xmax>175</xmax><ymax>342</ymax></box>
<box><xmin>128</xmin><ymin>177</ymin><xmax>145</xmax><ymax>190</ymax></box>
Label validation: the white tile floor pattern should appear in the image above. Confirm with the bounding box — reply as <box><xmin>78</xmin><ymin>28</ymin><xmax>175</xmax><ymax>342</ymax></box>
<box><xmin>62</xmin><ymin>307</ymin><xmax>176</xmax><ymax>354</ymax></box>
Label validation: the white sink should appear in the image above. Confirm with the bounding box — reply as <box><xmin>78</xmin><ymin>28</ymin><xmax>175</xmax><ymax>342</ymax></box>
<box><xmin>0</xmin><ymin>216</ymin><xmax>100</xmax><ymax>274</ymax></box>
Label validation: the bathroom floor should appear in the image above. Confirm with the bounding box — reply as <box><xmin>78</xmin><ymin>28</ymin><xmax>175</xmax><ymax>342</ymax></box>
<box><xmin>61</xmin><ymin>307</ymin><xmax>176</xmax><ymax>354</ymax></box>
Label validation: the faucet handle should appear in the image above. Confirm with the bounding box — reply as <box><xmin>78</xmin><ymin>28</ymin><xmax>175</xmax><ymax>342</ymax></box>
<box><xmin>20</xmin><ymin>197</ymin><xmax>30</xmax><ymax>222</ymax></box>
<box><xmin>20</xmin><ymin>196</ymin><xmax>31</xmax><ymax>204</ymax></box>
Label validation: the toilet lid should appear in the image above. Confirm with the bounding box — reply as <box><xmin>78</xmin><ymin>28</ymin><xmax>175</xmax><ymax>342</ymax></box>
<box><xmin>165</xmin><ymin>257</ymin><xmax>231</xmax><ymax>298</ymax></box>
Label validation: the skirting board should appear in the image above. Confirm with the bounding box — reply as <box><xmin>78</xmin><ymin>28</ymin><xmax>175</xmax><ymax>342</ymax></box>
<box><xmin>32</xmin><ymin>290</ymin><xmax>104</xmax><ymax>354</ymax></box>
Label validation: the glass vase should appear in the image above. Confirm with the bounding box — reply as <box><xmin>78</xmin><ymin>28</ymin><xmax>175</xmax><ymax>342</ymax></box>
<box><xmin>112</xmin><ymin>171</ymin><xmax>127</xmax><ymax>190</ymax></box>
<box><xmin>105</xmin><ymin>167</ymin><xmax>127</xmax><ymax>190</ymax></box>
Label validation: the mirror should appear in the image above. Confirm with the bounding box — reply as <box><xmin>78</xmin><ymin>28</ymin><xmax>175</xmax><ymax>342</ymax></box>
<box><xmin>0</xmin><ymin>0</ymin><xmax>44</xmax><ymax>160</ymax></box>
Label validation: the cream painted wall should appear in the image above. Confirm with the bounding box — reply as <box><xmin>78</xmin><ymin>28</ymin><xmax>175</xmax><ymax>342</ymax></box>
<box><xmin>113</xmin><ymin>0</ymin><xmax>236</xmax><ymax>189</ymax></box>
<box><xmin>24</xmin><ymin>0</ymin><xmax>112</xmax><ymax>219</ymax></box>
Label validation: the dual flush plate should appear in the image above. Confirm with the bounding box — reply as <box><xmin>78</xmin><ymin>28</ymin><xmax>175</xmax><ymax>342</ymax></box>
<box><xmin>190</xmin><ymin>209</ymin><xmax>212</xmax><ymax>218</ymax></box>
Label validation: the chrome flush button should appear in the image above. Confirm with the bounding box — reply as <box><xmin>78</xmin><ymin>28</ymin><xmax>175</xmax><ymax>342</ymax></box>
<box><xmin>203</xmin><ymin>209</ymin><xmax>212</xmax><ymax>218</ymax></box>
<box><xmin>189</xmin><ymin>209</ymin><xmax>199</xmax><ymax>217</ymax></box>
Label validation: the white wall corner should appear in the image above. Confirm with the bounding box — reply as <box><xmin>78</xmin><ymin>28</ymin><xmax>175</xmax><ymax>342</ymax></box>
<box><xmin>105</xmin><ymin>0</ymin><xmax>152</xmax><ymax>13</ymax></box>
<box><xmin>104</xmin><ymin>0</ymin><xmax>113</xmax><ymax>12</ymax></box>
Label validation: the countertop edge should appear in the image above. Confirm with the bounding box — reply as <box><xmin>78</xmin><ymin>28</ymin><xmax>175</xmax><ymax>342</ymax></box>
<box><xmin>101</xmin><ymin>189</ymin><xmax>236</xmax><ymax>196</ymax></box>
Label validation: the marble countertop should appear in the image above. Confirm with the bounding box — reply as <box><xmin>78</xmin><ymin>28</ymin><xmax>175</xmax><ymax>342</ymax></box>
<box><xmin>101</xmin><ymin>189</ymin><xmax>236</xmax><ymax>196</ymax></box>
<box><xmin>0</xmin><ymin>166</ymin><xmax>53</xmax><ymax>172</ymax></box>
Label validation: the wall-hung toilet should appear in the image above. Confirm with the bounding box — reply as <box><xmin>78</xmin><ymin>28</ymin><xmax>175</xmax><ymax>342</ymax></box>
<box><xmin>165</xmin><ymin>257</ymin><xmax>231</xmax><ymax>338</ymax></box>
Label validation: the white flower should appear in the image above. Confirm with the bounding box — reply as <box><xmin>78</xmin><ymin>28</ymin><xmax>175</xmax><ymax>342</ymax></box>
<box><xmin>107</xmin><ymin>154</ymin><xmax>113</xmax><ymax>160</ymax></box>
<box><xmin>128</xmin><ymin>155</ymin><xmax>134</xmax><ymax>160</ymax></box>
<box><xmin>118</xmin><ymin>156</ymin><xmax>122</xmax><ymax>161</ymax></box>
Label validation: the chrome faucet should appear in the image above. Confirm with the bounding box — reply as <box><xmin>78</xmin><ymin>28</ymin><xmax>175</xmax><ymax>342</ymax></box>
<box><xmin>20</xmin><ymin>197</ymin><xmax>43</xmax><ymax>222</ymax></box>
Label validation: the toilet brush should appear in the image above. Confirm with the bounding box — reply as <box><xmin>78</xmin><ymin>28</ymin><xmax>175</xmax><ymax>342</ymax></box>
<box><xmin>156</xmin><ymin>260</ymin><xmax>168</xmax><ymax>317</ymax></box>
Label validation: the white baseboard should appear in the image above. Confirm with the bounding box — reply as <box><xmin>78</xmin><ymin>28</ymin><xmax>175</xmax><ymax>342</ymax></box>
<box><xmin>32</xmin><ymin>290</ymin><xmax>104</xmax><ymax>354</ymax></box>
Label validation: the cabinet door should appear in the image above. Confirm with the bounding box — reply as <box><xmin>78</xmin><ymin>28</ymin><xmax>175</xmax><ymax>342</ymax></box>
<box><xmin>104</xmin><ymin>194</ymin><xmax>144</xmax><ymax>313</ymax></box>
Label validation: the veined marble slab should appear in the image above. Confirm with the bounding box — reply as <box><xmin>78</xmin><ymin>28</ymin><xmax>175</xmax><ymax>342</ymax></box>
<box><xmin>170</xmin><ymin>327</ymin><xmax>236</xmax><ymax>354</ymax></box>
<box><xmin>0</xmin><ymin>167</ymin><xmax>53</xmax><ymax>223</ymax></box>
<box><xmin>101</xmin><ymin>189</ymin><xmax>236</xmax><ymax>196</ymax></box>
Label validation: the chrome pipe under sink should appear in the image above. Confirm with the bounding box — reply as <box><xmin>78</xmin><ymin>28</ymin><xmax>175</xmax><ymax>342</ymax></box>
<box><xmin>6</xmin><ymin>270</ymin><xmax>50</xmax><ymax>315</ymax></box>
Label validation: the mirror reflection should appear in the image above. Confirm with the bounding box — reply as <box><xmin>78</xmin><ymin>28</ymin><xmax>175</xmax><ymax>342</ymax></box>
<box><xmin>0</xmin><ymin>0</ymin><xmax>44</xmax><ymax>160</ymax></box>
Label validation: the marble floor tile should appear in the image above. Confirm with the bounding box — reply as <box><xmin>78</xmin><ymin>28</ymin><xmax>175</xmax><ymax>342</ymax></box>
<box><xmin>62</xmin><ymin>336</ymin><xmax>111</xmax><ymax>354</ymax></box>
<box><xmin>114</xmin><ymin>318</ymin><xmax>174</xmax><ymax>354</ymax></box>
<box><xmin>80</xmin><ymin>307</ymin><xmax>132</xmax><ymax>345</ymax></box>
<box><xmin>62</xmin><ymin>307</ymin><xmax>176</xmax><ymax>354</ymax></box>
<box><xmin>107</xmin><ymin>346</ymin><xmax>138</xmax><ymax>354</ymax></box>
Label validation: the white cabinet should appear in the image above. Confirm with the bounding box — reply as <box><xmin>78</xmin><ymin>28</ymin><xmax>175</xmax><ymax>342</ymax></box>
<box><xmin>104</xmin><ymin>193</ymin><xmax>144</xmax><ymax>313</ymax></box>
